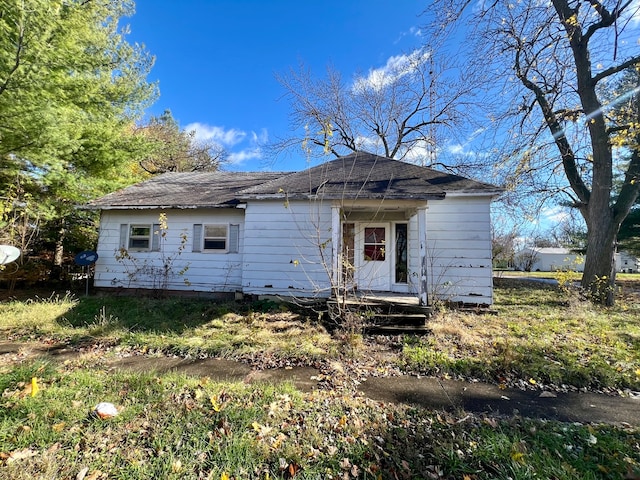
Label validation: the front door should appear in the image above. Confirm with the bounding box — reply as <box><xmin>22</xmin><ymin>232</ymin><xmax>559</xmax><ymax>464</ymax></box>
<box><xmin>355</xmin><ymin>223</ymin><xmax>391</xmax><ymax>291</ymax></box>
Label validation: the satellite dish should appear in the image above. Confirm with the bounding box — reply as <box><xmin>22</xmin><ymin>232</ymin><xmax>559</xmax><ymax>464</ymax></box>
<box><xmin>74</xmin><ymin>250</ymin><xmax>99</xmax><ymax>266</ymax></box>
<box><xmin>0</xmin><ymin>245</ymin><xmax>20</xmax><ymax>266</ymax></box>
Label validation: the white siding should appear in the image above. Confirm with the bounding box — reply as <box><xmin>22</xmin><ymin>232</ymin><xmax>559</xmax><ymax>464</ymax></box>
<box><xmin>242</xmin><ymin>200</ymin><xmax>333</xmax><ymax>297</ymax></box>
<box><xmin>425</xmin><ymin>196</ymin><xmax>494</xmax><ymax>304</ymax></box>
<box><xmin>93</xmin><ymin>195</ymin><xmax>497</xmax><ymax>304</ymax></box>
<box><xmin>94</xmin><ymin>209</ymin><xmax>245</xmax><ymax>292</ymax></box>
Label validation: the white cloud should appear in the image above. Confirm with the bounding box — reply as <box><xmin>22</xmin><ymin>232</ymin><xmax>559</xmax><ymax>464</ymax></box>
<box><xmin>352</xmin><ymin>48</ymin><xmax>431</xmax><ymax>92</ymax></box>
<box><xmin>251</xmin><ymin>128</ymin><xmax>269</xmax><ymax>145</ymax></box>
<box><xmin>443</xmin><ymin>128</ymin><xmax>488</xmax><ymax>157</ymax></box>
<box><xmin>540</xmin><ymin>206</ymin><xmax>570</xmax><ymax>225</ymax></box>
<box><xmin>182</xmin><ymin>122</ymin><xmax>267</xmax><ymax>167</ymax></box>
<box><xmin>394</xmin><ymin>26</ymin><xmax>424</xmax><ymax>44</ymax></box>
<box><xmin>227</xmin><ymin>148</ymin><xmax>262</xmax><ymax>166</ymax></box>
<box><xmin>184</xmin><ymin>122</ymin><xmax>246</xmax><ymax>147</ymax></box>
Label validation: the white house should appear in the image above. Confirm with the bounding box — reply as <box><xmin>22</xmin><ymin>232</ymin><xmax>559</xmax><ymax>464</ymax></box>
<box><xmin>515</xmin><ymin>247</ymin><xmax>585</xmax><ymax>272</ymax></box>
<box><xmin>516</xmin><ymin>246</ymin><xmax>640</xmax><ymax>273</ymax></box>
<box><xmin>86</xmin><ymin>152</ymin><xmax>503</xmax><ymax>305</ymax></box>
<box><xmin>616</xmin><ymin>251</ymin><xmax>640</xmax><ymax>273</ymax></box>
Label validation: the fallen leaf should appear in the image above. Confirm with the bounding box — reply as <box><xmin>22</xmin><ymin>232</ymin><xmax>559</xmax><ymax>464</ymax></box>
<box><xmin>52</xmin><ymin>422</ymin><xmax>66</xmax><ymax>432</ymax></box>
<box><xmin>6</xmin><ymin>448</ymin><xmax>38</xmax><ymax>464</ymax></box>
<box><xmin>30</xmin><ymin>377</ymin><xmax>39</xmax><ymax>397</ymax></box>
<box><xmin>511</xmin><ymin>451</ymin><xmax>525</xmax><ymax>464</ymax></box>
<box><xmin>85</xmin><ymin>470</ymin><xmax>102</xmax><ymax>480</ymax></box>
<box><xmin>539</xmin><ymin>391</ymin><xmax>557</xmax><ymax>398</ymax></box>
<box><xmin>210</xmin><ymin>396</ymin><xmax>223</xmax><ymax>412</ymax></box>
<box><xmin>484</xmin><ymin>418</ymin><xmax>499</xmax><ymax>428</ymax></box>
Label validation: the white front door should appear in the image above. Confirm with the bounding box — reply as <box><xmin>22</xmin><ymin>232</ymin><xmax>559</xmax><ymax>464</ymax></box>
<box><xmin>355</xmin><ymin>223</ymin><xmax>391</xmax><ymax>291</ymax></box>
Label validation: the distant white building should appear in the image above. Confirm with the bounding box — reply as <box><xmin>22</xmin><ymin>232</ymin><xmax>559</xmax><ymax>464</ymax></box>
<box><xmin>516</xmin><ymin>246</ymin><xmax>639</xmax><ymax>273</ymax></box>
<box><xmin>516</xmin><ymin>247</ymin><xmax>584</xmax><ymax>272</ymax></box>
<box><xmin>617</xmin><ymin>251</ymin><xmax>640</xmax><ymax>273</ymax></box>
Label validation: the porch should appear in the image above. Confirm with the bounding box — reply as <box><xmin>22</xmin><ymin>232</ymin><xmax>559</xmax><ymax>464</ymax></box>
<box><xmin>330</xmin><ymin>200</ymin><xmax>430</xmax><ymax>306</ymax></box>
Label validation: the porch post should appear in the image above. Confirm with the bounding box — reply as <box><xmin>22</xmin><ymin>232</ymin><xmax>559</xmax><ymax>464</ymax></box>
<box><xmin>331</xmin><ymin>205</ymin><xmax>341</xmax><ymax>296</ymax></box>
<box><xmin>417</xmin><ymin>206</ymin><xmax>429</xmax><ymax>306</ymax></box>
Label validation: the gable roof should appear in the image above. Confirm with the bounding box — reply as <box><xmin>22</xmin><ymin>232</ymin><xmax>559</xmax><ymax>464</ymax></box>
<box><xmin>86</xmin><ymin>152</ymin><xmax>502</xmax><ymax>209</ymax></box>
<box><xmin>238</xmin><ymin>152</ymin><xmax>502</xmax><ymax>200</ymax></box>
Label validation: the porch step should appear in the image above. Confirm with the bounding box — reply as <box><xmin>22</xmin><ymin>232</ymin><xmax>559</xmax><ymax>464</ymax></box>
<box><xmin>367</xmin><ymin>313</ymin><xmax>427</xmax><ymax>327</ymax></box>
<box><xmin>326</xmin><ymin>298</ymin><xmax>432</xmax><ymax>333</ymax></box>
<box><xmin>365</xmin><ymin>324</ymin><xmax>432</xmax><ymax>335</ymax></box>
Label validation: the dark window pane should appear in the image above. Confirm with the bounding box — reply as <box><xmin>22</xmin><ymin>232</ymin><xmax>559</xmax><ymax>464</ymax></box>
<box><xmin>204</xmin><ymin>239</ymin><xmax>226</xmax><ymax>250</ymax></box>
<box><xmin>395</xmin><ymin>223</ymin><xmax>408</xmax><ymax>283</ymax></box>
<box><xmin>129</xmin><ymin>238</ymin><xmax>150</xmax><ymax>249</ymax></box>
<box><xmin>364</xmin><ymin>244</ymin><xmax>385</xmax><ymax>261</ymax></box>
<box><xmin>130</xmin><ymin>226</ymin><xmax>150</xmax><ymax>236</ymax></box>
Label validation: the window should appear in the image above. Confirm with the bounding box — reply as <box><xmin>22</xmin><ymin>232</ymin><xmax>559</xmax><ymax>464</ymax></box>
<box><xmin>192</xmin><ymin>223</ymin><xmax>239</xmax><ymax>253</ymax></box>
<box><xmin>364</xmin><ymin>227</ymin><xmax>385</xmax><ymax>261</ymax></box>
<box><xmin>129</xmin><ymin>224</ymin><xmax>152</xmax><ymax>250</ymax></box>
<box><xmin>204</xmin><ymin>224</ymin><xmax>228</xmax><ymax>251</ymax></box>
<box><xmin>395</xmin><ymin>223</ymin><xmax>408</xmax><ymax>283</ymax></box>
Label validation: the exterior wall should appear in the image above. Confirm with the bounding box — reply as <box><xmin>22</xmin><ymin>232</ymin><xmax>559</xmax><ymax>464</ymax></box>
<box><xmin>94</xmin><ymin>208</ymin><xmax>246</xmax><ymax>292</ymax></box>
<box><xmin>424</xmin><ymin>195</ymin><xmax>495</xmax><ymax>304</ymax></box>
<box><xmin>242</xmin><ymin>199</ymin><xmax>333</xmax><ymax>297</ymax></box>
<box><xmin>93</xmin><ymin>195</ymin><xmax>497</xmax><ymax>304</ymax></box>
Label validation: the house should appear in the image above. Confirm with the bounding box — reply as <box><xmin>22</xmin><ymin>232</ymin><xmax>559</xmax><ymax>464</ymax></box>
<box><xmin>616</xmin><ymin>251</ymin><xmax>640</xmax><ymax>273</ymax></box>
<box><xmin>516</xmin><ymin>246</ymin><xmax>640</xmax><ymax>273</ymax></box>
<box><xmin>515</xmin><ymin>247</ymin><xmax>585</xmax><ymax>272</ymax></box>
<box><xmin>86</xmin><ymin>152</ymin><xmax>503</xmax><ymax>305</ymax></box>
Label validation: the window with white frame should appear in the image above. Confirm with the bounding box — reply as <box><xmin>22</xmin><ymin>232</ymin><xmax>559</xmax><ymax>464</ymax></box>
<box><xmin>128</xmin><ymin>224</ymin><xmax>152</xmax><ymax>250</ymax></box>
<box><xmin>192</xmin><ymin>223</ymin><xmax>239</xmax><ymax>253</ymax></box>
<box><xmin>203</xmin><ymin>224</ymin><xmax>228</xmax><ymax>252</ymax></box>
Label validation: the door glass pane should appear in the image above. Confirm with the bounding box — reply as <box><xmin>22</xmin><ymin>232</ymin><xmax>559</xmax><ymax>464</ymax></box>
<box><xmin>342</xmin><ymin>223</ymin><xmax>355</xmax><ymax>283</ymax></box>
<box><xmin>364</xmin><ymin>227</ymin><xmax>385</xmax><ymax>261</ymax></box>
<box><xmin>395</xmin><ymin>223</ymin><xmax>408</xmax><ymax>283</ymax></box>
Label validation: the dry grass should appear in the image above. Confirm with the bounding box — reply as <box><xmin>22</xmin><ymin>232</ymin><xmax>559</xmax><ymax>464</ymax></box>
<box><xmin>401</xmin><ymin>277</ymin><xmax>640</xmax><ymax>391</ymax></box>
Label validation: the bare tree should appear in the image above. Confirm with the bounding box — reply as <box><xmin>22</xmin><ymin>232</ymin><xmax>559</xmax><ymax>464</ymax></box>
<box><xmin>435</xmin><ymin>0</ymin><xmax>640</xmax><ymax>304</ymax></box>
<box><xmin>274</xmin><ymin>49</ymin><xmax>475</xmax><ymax>167</ymax></box>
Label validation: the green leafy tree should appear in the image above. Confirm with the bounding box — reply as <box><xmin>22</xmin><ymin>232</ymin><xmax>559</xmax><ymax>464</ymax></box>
<box><xmin>136</xmin><ymin>110</ymin><xmax>227</xmax><ymax>174</ymax></box>
<box><xmin>0</xmin><ymin>0</ymin><xmax>157</xmax><ymax>275</ymax></box>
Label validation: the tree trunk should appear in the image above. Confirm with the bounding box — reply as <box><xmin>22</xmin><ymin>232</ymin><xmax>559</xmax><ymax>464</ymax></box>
<box><xmin>581</xmin><ymin>213</ymin><xmax>617</xmax><ymax>306</ymax></box>
<box><xmin>50</xmin><ymin>225</ymin><xmax>66</xmax><ymax>282</ymax></box>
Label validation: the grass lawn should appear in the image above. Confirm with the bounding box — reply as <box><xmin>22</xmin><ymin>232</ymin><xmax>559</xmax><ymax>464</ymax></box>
<box><xmin>0</xmin><ymin>279</ymin><xmax>639</xmax><ymax>479</ymax></box>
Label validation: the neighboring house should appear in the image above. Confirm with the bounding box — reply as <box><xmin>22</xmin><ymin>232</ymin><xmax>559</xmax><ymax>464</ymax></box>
<box><xmin>515</xmin><ymin>247</ymin><xmax>585</xmax><ymax>272</ymax></box>
<box><xmin>86</xmin><ymin>152</ymin><xmax>503</xmax><ymax>305</ymax></box>
<box><xmin>516</xmin><ymin>246</ymin><xmax>640</xmax><ymax>273</ymax></box>
<box><xmin>616</xmin><ymin>251</ymin><xmax>640</xmax><ymax>273</ymax></box>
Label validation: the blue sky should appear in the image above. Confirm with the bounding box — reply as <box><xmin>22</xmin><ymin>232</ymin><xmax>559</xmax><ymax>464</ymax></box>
<box><xmin>127</xmin><ymin>0</ymin><xmax>428</xmax><ymax>172</ymax></box>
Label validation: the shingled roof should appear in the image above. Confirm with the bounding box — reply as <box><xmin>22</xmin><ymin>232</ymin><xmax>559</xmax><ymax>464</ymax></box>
<box><xmin>87</xmin><ymin>152</ymin><xmax>501</xmax><ymax>209</ymax></box>
<box><xmin>238</xmin><ymin>152</ymin><xmax>502</xmax><ymax>200</ymax></box>
<box><xmin>85</xmin><ymin>171</ymin><xmax>287</xmax><ymax>209</ymax></box>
